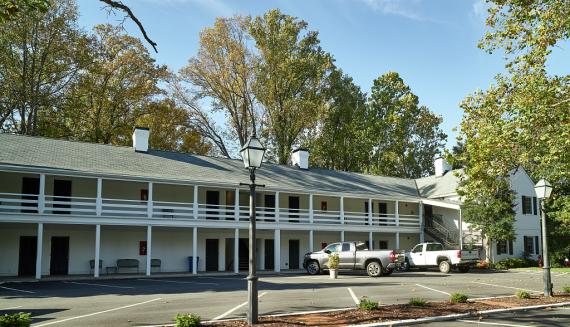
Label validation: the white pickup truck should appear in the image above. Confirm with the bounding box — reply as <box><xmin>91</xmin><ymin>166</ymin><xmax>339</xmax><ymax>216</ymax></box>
<box><xmin>399</xmin><ymin>242</ymin><xmax>480</xmax><ymax>273</ymax></box>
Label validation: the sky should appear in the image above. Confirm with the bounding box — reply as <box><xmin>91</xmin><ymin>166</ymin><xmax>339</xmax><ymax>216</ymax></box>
<box><xmin>75</xmin><ymin>0</ymin><xmax>569</xmax><ymax>149</ymax></box>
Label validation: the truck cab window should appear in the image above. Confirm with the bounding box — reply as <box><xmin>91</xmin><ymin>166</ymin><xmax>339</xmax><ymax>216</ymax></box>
<box><xmin>325</xmin><ymin>243</ymin><xmax>340</xmax><ymax>253</ymax></box>
<box><xmin>412</xmin><ymin>244</ymin><xmax>423</xmax><ymax>253</ymax></box>
<box><xmin>342</xmin><ymin>243</ymin><xmax>351</xmax><ymax>252</ymax></box>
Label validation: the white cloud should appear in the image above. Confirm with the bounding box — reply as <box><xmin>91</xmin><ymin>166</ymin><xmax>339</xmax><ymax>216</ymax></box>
<box><xmin>140</xmin><ymin>0</ymin><xmax>233</xmax><ymax>16</ymax></box>
<box><xmin>360</xmin><ymin>0</ymin><xmax>426</xmax><ymax>21</ymax></box>
<box><xmin>472</xmin><ymin>0</ymin><xmax>490</xmax><ymax>22</ymax></box>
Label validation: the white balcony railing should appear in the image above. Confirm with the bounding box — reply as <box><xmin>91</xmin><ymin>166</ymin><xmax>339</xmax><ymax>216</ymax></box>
<box><xmin>0</xmin><ymin>192</ymin><xmax>420</xmax><ymax>228</ymax></box>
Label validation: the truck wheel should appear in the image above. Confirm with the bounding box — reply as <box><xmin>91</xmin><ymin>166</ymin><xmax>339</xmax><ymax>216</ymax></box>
<box><xmin>306</xmin><ymin>261</ymin><xmax>320</xmax><ymax>275</ymax></box>
<box><xmin>458</xmin><ymin>266</ymin><xmax>470</xmax><ymax>273</ymax></box>
<box><xmin>439</xmin><ymin>260</ymin><xmax>451</xmax><ymax>273</ymax></box>
<box><xmin>366</xmin><ymin>261</ymin><xmax>382</xmax><ymax>277</ymax></box>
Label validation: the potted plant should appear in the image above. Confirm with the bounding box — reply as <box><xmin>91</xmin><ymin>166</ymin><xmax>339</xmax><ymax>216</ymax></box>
<box><xmin>328</xmin><ymin>252</ymin><xmax>340</xmax><ymax>279</ymax></box>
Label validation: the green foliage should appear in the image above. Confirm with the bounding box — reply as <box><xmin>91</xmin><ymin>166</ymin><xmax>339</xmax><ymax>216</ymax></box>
<box><xmin>494</xmin><ymin>258</ymin><xmax>538</xmax><ymax>270</ymax></box>
<box><xmin>0</xmin><ymin>312</ymin><xmax>31</xmax><ymax>327</ymax></box>
<box><xmin>0</xmin><ymin>0</ymin><xmax>49</xmax><ymax>24</ymax></box>
<box><xmin>174</xmin><ymin>313</ymin><xmax>201</xmax><ymax>327</ymax></box>
<box><xmin>562</xmin><ymin>286</ymin><xmax>570</xmax><ymax>293</ymax></box>
<box><xmin>408</xmin><ymin>297</ymin><xmax>426</xmax><ymax>306</ymax></box>
<box><xmin>327</xmin><ymin>253</ymin><xmax>339</xmax><ymax>269</ymax></box>
<box><xmin>450</xmin><ymin>293</ymin><xmax>468</xmax><ymax>304</ymax></box>
<box><xmin>358</xmin><ymin>297</ymin><xmax>379</xmax><ymax>311</ymax></box>
<box><xmin>515</xmin><ymin>291</ymin><xmax>531</xmax><ymax>299</ymax></box>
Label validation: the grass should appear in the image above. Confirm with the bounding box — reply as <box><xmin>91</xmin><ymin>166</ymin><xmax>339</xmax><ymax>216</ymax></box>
<box><xmin>408</xmin><ymin>297</ymin><xmax>427</xmax><ymax>306</ymax></box>
<box><xmin>511</xmin><ymin>267</ymin><xmax>570</xmax><ymax>272</ymax></box>
<box><xmin>450</xmin><ymin>293</ymin><xmax>468</xmax><ymax>304</ymax></box>
<box><xmin>563</xmin><ymin>286</ymin><xmax>570</xmax><ymax>293</ymax></box>
<box><xmin>516</xmin><ymin>291</ymin><xmax>531</xmax><ymax>299</ymax></box>
<box><xmin>358</xmin><ymin>297</ymin><xmax>379</xmax><ymax>311</ymax></box>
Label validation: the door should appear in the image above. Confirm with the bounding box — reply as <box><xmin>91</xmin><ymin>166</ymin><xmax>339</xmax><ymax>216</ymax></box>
<box><xmin>206</xmin><ymin>191</ymin><xmax>220</xmax><ymax>220</ymax></box>
<box><xmin>53</xmin><ymin>180</ymin><xmax>72</xmax><ymax>214</ymax></box>
<box><xmin>18</xmin><ymin>236</ymin><xmax>37</xmax><ymax>276</ymax></box>
<box><xmin>50</xmin><ymin>237</ymin><xmax>69</xmax><ymax>275</ymax></box>
<box><xmin>288</xmin><ymin>239</ymin><xmax>299</xmax><ymax>269</ymax></box>
<box><xmin>409</xmin><ymin>243</ymin><xmax>425</xmax><ymax>266</ymax></box>
<box><xmin>264</xmin><ymin>194</ymin><xmax>275</xmax><ymax>222</ymax></box>
<box><xmin>378</xmin><ymin>202</ymin><xmax>388</xmax><ymax>225</ymax></box>
<box><xmin>238</xmin><ymin>238</ymin><xmax>248</xmax><ymax>271</ymax></box>
<box><xmin>339</xmin><ymin>242</ymin><xmax>355</xmax><ymax>269</ymax></box>
<box><xmin>205</xmin><ymin>239</ymin><xmax>219</xmax><ymax>271</ymax></box>
<box><xmin>424</xmin><ymin>205</ymin><xmax>433</xmax><ymax>227</ymax></box>
<box><xmin>264</xmin><ymin>239</ymin><xmax>274</xmax><ymax>270</ymax></box>
<box><xmin>424</xmin><ymin>243</ymin><xmax>444</xmax><ymax>265</ymax></box>
<box><xmin>21</xmin><ymin>177</ymin><xmax>39</xmax><ymax>213</ymax></box>
<box><xmin>288</xmin><ymin>196</ymin><xmax>299</xmax><ymax>223</ymax></box>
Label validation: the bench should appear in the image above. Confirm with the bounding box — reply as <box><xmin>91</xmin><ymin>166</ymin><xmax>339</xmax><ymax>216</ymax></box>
<box><xmin>116</xmin><ymin>259</ymin><xmax>139</xmax><ymax>273</ymax></box>
<box><xmin>89</xmin><ymin>259</ymin><xmax>103</xmax><ymax>274</ymax></box>
<box><xmin>151</xmin><ymin>259</ymin><xmax>161</xmax><ymax>272</ymax></box>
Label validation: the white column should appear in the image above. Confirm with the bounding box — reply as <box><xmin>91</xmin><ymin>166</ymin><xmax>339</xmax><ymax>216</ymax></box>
<box><xmin>219</xmin><ymin>237</ymin><xmax>226</xmax><ymax>271</ymax></box>
<box><xmin>147</xmin><ymin>182</ymin><xmax>153</xmax><ymax>218</ymax></box>
<box><xmin>396</xmin><ymin>232</ymin><xmax>400</xmax><ymax>250</ymax></box>
<box><xmin>96</xmin><ymin>178</ymin><xmax>103</xmax><ymax>216</ymax></box>
<box><xmin>309</xmin><ymin>230</ymin><xmax>314</xmax><ymax>252</ymax></box>
<box><xmin>309</xmin><ymin>194</ymin><xmax>314</xmax><ymax>224</ymax></box>
<box><xmin>274</xmin><ymin>229</ymin><xmax>281</xmax><ymax>272</ymax></box>
<box><xmin>38</xmin><ymin>174</ymin><xmax>45</xmax><ymax>214</ymax></box>
<box><xmin>459</xmin><ymin>208</ymin><xmax>463</xmax><ymax>250</ymax></box>
<box><xmin>234</xmin><ymin>228</ymin><xmax>239</xmax><ymax>273</ymax></box>
<box><xmin>234</xmin><ymin>188</ymin><xmax>240</xmax><ymax>221</ymax></box>
<box><xmin>340</xmin><ymin>230</ymin><xmax>345</xmax><ymax>242</ymax></box>
<box><xmin>193</xmin><ymin>185</ymin><xmax>199</xmax><ymax>219</ymax></box>
<box><xmin>395</xmin><ymin>200</ymin><xmax>400</xmax><ymax>226</ymax></box>
<box><xmin>146</xmin><ymin>225</ymin><xmax>152</xmax><ymax>276</ymax></box>
<box><xmin>275</xmin><ymin>192</ymin><xmax>280</xmax><ymax>223</ymax></box>
<box><xmin>369</xmin><ymin>231</ymin><xmax>373</xmax><ymax>250</ymax></box>
<box><xmin>94</xmin><ymin>224</ymin><xmax>101</xmax><ymax>277</ymax></box>
<box><xmin>340</xmin><ymin>196</ymin><xmax>345</xmax><ymax>224</ymax></box>
<box><xmin>35</xmin><ymin>223</ymin><xmax>43</xmax><ymax>279</ymax></box>
<box><xmin>192</xmin><ymin>227</ymin><xmax>198</xmax><ymax>274</ymax></box>
<box><xmin>419</xmin><ymin>201</ymin><xmax>425</xmax><ymax>243</ymax></box>
<box><xmin>368</xmin><ymin>198</ymin><xmax>373</xmax><ymax>225</ymax></box>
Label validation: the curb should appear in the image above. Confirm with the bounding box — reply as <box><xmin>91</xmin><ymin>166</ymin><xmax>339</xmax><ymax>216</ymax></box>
<box><xmin>347</xmin><ymin>301</ymin><xmax>570</xmax><ymax>327</ymax></box>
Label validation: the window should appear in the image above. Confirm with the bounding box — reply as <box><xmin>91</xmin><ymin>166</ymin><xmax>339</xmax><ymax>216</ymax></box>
<box><xmin>378</xmin><ymin>241</ymin><xmax>388</xmax><ymax>249</ymax></box>
<box><xmin>140</xmin><ymin>189</ymin><xmax>148</xmax><ymax>201</ymax></box>
<box><xmin>522</xmin><ymin>196</ymin><xmax>533</xmax><ymax>214</ymax></box>
<box><xmin>534</xmin><ymin>236</ymin><xmax>540</xmax><ymax>255</ymax></box>
<box><xmin>320</xmin><ymin>201</ymin><xmax>328</xmax><ymax>211</ymax></box>
<box><xmin>324</xmin><ymin>243</ymin><xmax>340</xmax><ymax>253</ymax></box>
<box><xmin>497</xmin><ymin>240</ymin><xmax>507</xmax><ymax>255</ymax></box>
<box><xmin>533</xmin><ymin>197</ymin><xmax>538</xmax><ymax>215</ymax></box>
<box><xmin>508</xmin><ymin>240</ymin><xmax>513</xmax><ymax>255</ymax></box>
<box><xmin>411</xmin><ymin>244</ymin><xmax>423</xmax><ymax>253</ymax></box>
<box><xmin>378</xmin><ymin>203</ymin><xmax>387</xmax><ymax>217</ymax></box>
<box><xmin>341</xmin><ymin>243</ymin><xmax>351</xmax><ymax>252</ymax></box>
<box><xmin>427</xmin><ymin>243</ymin><xmax>444</xmax><ymax>251</ymax></box>
<box><xmin>357</xmin><ymin>242</ymin><xmax>368</xmax><ymax>251</ymax></box>
<box><xmin>524</xmin><ymin>236</ymin><xmax>535</xmax><ymax>254</ymax></box>
<box><xmin>225</xmin><ymin>190</ymin><xmax>235</xmax><ymax>220</ymax></box>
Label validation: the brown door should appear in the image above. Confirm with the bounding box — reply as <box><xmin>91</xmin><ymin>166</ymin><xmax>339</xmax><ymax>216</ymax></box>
<box><xmin>289</xmin><ymin>196</ymin><xmax>299</xmax><ymax>223</ymax></box>
<box><xmin>21</xmin><ymin>177</ymin><xmax>39</xmax><ymax>213</ymax></box>
<box><xmin>289</xmin><ymin>240</ymin><xmax>300</xmax><ymax>269</ymax></box>
<box><xmin>18</xmin><ymin>236</ymin><xmax>37</xmax><ymax>276</ymax></box>
<box><xmin>53</xmin><ymin>180</ymin><xmax>72</xmax><ymax>214</ymax></box>
<box><xmin>205</xmin><ymin>239</ymin><xmax>219</xmax><ymax>271</ymax></box>
<box><xmin>50</xmin><ymin>237</ymin><xmax>69</xmax><ymax>275</ymax></box>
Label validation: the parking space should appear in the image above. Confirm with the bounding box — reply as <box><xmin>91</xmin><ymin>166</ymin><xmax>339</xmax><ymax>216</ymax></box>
<box><xmin>0</xmin><ymin>270</ymin><xmax>569</xmax><ymax>326</ymax></box>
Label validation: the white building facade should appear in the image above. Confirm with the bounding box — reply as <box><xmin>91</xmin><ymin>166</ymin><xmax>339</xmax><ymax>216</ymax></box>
<box><xmin>0</xmin><ymin>131</ymin><xmax>541</xmax><ymax>278</ymax></box>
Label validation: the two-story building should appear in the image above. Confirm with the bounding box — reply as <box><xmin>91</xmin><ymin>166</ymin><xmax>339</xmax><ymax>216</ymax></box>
<box><xmin>0</xmin><ymin>129</ymin><xmax>542</xmax><ymax>278</ymax></box>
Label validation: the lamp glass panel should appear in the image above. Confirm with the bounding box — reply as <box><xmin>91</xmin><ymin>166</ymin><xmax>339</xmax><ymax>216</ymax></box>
<box><xmin>240</xmin><ymin>149</ymin><xmax>250</xmax><ymax>168</ymax></box>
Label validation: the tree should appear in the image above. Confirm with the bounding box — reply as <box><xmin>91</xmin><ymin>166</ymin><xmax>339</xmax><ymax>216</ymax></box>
<box><xmin>0</xmin><ymin>0</ymin><xmax>89</xmax><ymax>134</ymax></box>
<box><xmin>366</xmin><ymin>72</ymin><xmax>446</xmax><ymax>178</ymax></box>
<box><xmin>0</xmin><ymin>0</ymin><xmax>49</xmax><ymax>24</ymax></box>
<box><xmin>57</xmin><ymin>24</ymin><xmax>168</xmax><ymax>145</ymax></box>
<box><xmin>179</xmin><ymin>16</ymin><xmax>258</xmax><ymax>158</ymax></box>
<box><xmin>309</xmin><ymin>68</ymin><xmax>368</xmax><ymax>171</ymax></box>
<box><xmin>250</xmin><ymin>9</ymin><xmax>332</xmax><ymax>164</ymax></box>
<box><xmin>136</xmin><ymin>99</ymin><xmax>211</xmax><ymax>154</ymax></box>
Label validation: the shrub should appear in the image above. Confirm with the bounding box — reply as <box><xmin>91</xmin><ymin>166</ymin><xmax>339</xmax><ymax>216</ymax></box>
<box><xmin>358</xmin><ymin>297</ymin><xmax>379</xmax><ymax>311</ymax></box>
<box><xmin>494</xmin><ymin>258</ymin><xmax>538</xmax><ymax>270</ymax></box>
<box><xmin>450</xmin><ymin>293</ymin><xmax>468</xmax><ymax>304</ymax></box>
<box><xmin>475</xmin><ymin>260</ymin><xmax>489</xmax><ymax>269</ymax></box>
<box><xmin>562</xmin><ymin>286</ymin><xmax>570</xmax><ymax>293</ymax></box>
<box><xmin>0</xmin><ymin>312</ymin><xmax>31</xmax><ymax>327</ymax></box>
<box><xmin>516</xmin><ymin>291</ymin><xmax>531</xmax><ymax>299</ymax></box>
<box><xmin>328</xmin><ymin>253</ymin><xmax>340</xmax><ymax>269</ymax></box>
<box><xmin>174</xmin><ymin>313</ymin><xmax>201</xmax><ymax>327</ymax></box>
<box><xmin>408</xmin><ymin>297</ymin><xmax>427</xmax><ymax>306</ymax></box>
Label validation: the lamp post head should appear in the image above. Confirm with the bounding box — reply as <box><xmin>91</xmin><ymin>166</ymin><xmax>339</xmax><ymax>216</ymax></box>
<box><xmin>534</xmin><ymin>179</ymin><xmax>553</xmax><ymax>200</ymax></box>
<box><xmin>240</xmin><ymin>135</ymin><xmax>266</xmax><ymax>169</ymax></box>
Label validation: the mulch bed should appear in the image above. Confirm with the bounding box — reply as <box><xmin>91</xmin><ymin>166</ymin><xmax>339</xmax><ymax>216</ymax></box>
<box><xmin>207</xmin><ymin>294</ymin><xmax>570</xmax><ymax>326</ymax></box>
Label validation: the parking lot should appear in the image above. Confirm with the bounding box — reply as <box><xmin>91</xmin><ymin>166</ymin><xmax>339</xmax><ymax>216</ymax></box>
<box><xmin>1</xmin><ymin>269</ymin><xmax>569</xmax><ymax>326</ymax></box>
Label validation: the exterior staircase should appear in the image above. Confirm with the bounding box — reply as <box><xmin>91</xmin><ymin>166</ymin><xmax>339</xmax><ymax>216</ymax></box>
<box><xmin>424</xmin><ymin>216</ymin><xmax>459</xmax><ymax>249</ymax></box>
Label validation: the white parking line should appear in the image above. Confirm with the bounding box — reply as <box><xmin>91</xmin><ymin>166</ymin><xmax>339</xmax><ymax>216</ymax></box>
<box><xmin>138</xmin><ymin>278</ymin><xmax>218</xmax><ymax>285</ymax></box>
<box><xmin>212</xmin><ymin>292</ymin><xmax>268</xmax><ymax>321</ymax></box>
<box><xmin>347</xmin><ymin>288</ymin><xmax>359</xmax><ymax>305</ymax></box>
<box><xmin>0</xmin><ymin>306</ymin><xmax>23</xmax><ymax>310</ymax></box>
<box><xmin>0</xmin><ymin>286</ymin><xmax>34</xmax><ymax>294</ymax></box>
<box><xmin>415</xmin><ymin>284</ymin><xmax>451</xmax><ymax>296</ymax></box>
<box><xmin>34</xmin><ymin>297</ymin><xmax>162</xmax><ymax>327</ymax></box>
<box><xmin>471</xmin><ymin>281</ymin><xmax>540</xmax><ymax>293</ymax></box>
<box><xmin>457</xmin><ymin>319</ymin><xmax>533</xmax><ymax>327</ymax></box>
<box><xmin>64</xmin><ymin>281</ymin><xmax>135</xmax><ymax>289</ymax></box>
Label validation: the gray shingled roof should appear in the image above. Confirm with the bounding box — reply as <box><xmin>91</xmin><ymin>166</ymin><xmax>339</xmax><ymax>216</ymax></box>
<box><xmin>0</xmin><ymin>133</ymin><xmax>421</xmax><ymax>199</ymax></box>
<box><xmin>415</xmin><ymin>169</ymin><xmax>463</xmax><ymax>198</ymax></box>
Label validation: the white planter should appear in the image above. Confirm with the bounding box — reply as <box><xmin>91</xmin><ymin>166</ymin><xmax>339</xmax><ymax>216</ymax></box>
<box><xmin>329</xmin><ymin>269</ymin><xmax>338</xmax><ymax>279</ymax></box>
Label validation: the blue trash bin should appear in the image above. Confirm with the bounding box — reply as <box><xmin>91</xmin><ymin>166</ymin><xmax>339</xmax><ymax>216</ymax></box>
<box><xmin>188</xmin><ymin>256</ymin><xmax>199</xmax><ymax>273</ymax></box>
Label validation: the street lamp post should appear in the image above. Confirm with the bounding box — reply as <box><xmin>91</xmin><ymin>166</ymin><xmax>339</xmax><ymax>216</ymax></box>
<box><xmin>534</xmin><ymin>179</ymin><xmax>553</xmax><ymax>297</ymax></box>
<box><xmin>240</xmin><ymin>134</ymin><xmax>266</xmax><ymax>325</ymax></box>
